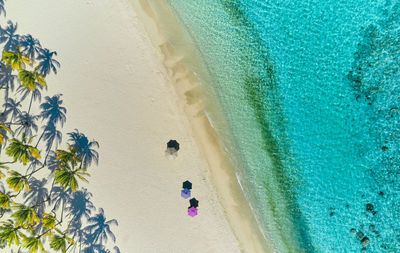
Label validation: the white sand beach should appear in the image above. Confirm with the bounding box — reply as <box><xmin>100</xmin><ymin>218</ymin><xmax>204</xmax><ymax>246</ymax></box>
<box><xmin>5</xmin><ymin>0</ymin><xmax>272</xmax><ymax>252</ymax></box>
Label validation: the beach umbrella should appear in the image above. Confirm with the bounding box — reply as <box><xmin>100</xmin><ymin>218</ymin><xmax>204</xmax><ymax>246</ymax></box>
<box><xmin>188</xmin><ymin>206</ymin><xmax>198</xmax><ymax>217</ymax></box>
<box><xmin>181</xmin><ymin>188</ymin><xmax>191</xmax><ymax>199</ymax></box>
<box><xmin>182</xmin><ymin>180</ymin><xmax>192</xmax><ymax>190</ymax></box>
<box><xmin>167</xmin><ymin>140</ymin><xmax>180</xmax><ymax>151</ymax></box>
<box><xmin>189</xmin><ymin>198</ymin><xmax>199</xmax><ymax>208</ymax></box>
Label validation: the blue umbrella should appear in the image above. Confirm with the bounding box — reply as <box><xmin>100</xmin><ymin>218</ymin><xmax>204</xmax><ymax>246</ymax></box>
<box><xmin>181</xmin><ymin>188</ymin><xmax>191</xmax><ymax>199</ymax></box>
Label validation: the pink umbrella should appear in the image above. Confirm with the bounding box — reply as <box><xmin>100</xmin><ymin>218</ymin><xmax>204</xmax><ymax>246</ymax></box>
<box><xmin>188</xmin><ymin>206</ymin><xmax>198</xmax><ymax>217</ymax></box>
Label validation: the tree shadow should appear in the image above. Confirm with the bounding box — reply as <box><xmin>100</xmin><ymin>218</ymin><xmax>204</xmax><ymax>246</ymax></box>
<box><xmin>36</xmin><ymin>48</ymin><xmax>60</xmax><ymax>76</ymax></box>
<box><xmin>68</xmin><ymin>129</ymin><xmax>99</xmax><ymax>168</ymax></box>
<box><xmin>82</xmin><ymin>244</ymin><xmax>120</xmax><ymax>253</ymax></box>
<box><xmin>41</xmin><ymin>122</ymin><xmax>62</xmax><ymax>152</ymax></box>
<box><xmin>14</xmin><ymin>111</ymin><xmax>39</xmax><ymax>138</ymax></box>
<box><xmin>24</xmin><ymin>177</ymin><xmax>48</xmax><ymax>215</ymax></box>
<box><xmin>0</xmin><ymin>62</ymin><xmax>15</xmax><ymax>91</ymax></box>
<box><xmin>63</xmin><ymin>189</ymin><xmax>120</xmax><ymax>252</ymax></box>
<box><xmin>45</xmin><ymin>150</ymin><xmax>60</xmax><ymax>176</ymax></box>
<box><xmin>40</xmin><ymin>94</ymin><xmax>67</xmax><ymax>127</ymax></box>
<box><xmin>66</xmin><ymin>188</ymin><xmax>95</xmax><ymax>222</ymax></box>
<box><xmin>84</xmin><ymin>208</ymin><xmax>118</xmax><ymax>245</ymax></box>
<box><xmin>16</xmin><ymin>82</ymin><xmax>46</xmax><ymax>103</ymax></box>
<box><xmin>0</xmin><ymin>0</ymin><xmax>5</xmax><ymax>17</ymax></box>
<box><xmin>0</xmin><ymin>6</ymin><xmax>119</xmax><ymax>251</ymax></box>
<box><xmin>20</xmin><ymin>34</ymin><xmax>41</xmax><ymax>59</ymax></box>
<box><xmin>50</xmin><ymin>186</ymin><xmax>72</xmax><ymax>215</ymax></box>
<box><xmin>0</xmin><ymin>21</ymin><xmax>19</xmax><ymax>52</ymax></box>
<box><xmin>2</xmin><ymin>98</ymin><xmax>21</xmax><ymax>123</ymax></box>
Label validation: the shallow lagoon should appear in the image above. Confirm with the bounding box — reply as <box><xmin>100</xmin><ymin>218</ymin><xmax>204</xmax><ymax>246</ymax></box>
<box><xmin>167</xmin><ymin>0</ymin><xmax>400</xmax><ymax>251</ymax></box>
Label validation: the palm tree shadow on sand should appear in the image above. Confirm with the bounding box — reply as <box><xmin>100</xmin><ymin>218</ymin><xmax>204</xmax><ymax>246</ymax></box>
<box><xmin>0</xmin><ymin>4</ymin><xmax>121</xmax><ymax>251</ymax></box>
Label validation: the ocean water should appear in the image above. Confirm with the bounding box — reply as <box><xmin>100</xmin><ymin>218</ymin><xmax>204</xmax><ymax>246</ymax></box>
<box><xmin>166</xmin><ymin>0</ymin><xmax>400</xmax><ymax>252</ymax></box>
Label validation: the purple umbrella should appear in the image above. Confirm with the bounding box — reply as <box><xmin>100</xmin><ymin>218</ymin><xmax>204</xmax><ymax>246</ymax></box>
<box><xmin>181</xmin><ymin>188</ymin><xmax>191</xmax><ymax>199</ymax></box>
<box><xmin>188</xmin><ymin>206</ymin><xmax>198</xmax><ymax>217</ymax></box>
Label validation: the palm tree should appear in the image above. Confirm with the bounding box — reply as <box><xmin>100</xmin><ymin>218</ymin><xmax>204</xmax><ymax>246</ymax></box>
<box><xmin>35</xmin><ymin>48</ymin><xmax>60</xmax><ymax>76</ymax></box>
<box><xmin>2</xmin><ymin>46</ymin><xmax>32</xmax><ymax>71</ymax></box>
<box><xmin>55</xmin><ymin>144</ymin><xmax>80</xmax><ymax>168</ymax></box>
<box><xmin>49</xmin><ymin>230</ymin><xmax>74</xmax><ymax>253</ymax></box>
<box><xmin>20</xmin><ymin>35</ymin><xmax>41</xmax><ymax>59</ymax></box>
<box><xmin>14</xmin><ymin>112</ymin><xmax>39</xmax><ymax>138</ymax></box>
<box><xmin>54</xmin><ymin>166</ymin><xmax>89</xmax><ymax>192</ymax></box>
<box><xmin>11</xmin><ymin>204</ymin><xmax>39</xmax><ymax>227</ymax></box>
<box><xmin>40</xmin><ymin>94</ymin><xmax>66</xmax><ymax>127</ymax></box>
<box><xmin>20</xmin><ymin>232</ymin><xmax>45</xmax><ymax>252</ymax></box>
<box><xmin>2</xmin><ymin>98</ymin><xmax>21</xmax><ymax>123</ymax></box>
<box><xmin>0</xmin><ymin>124</ymin><xmax>11</xmax><ymax>145</ymax></box>
<box><xmin>0</xmin><ymin>219</ymin><xmax>22</xmax><ymax>246</ymax></box>
<box><xmin>0</xmin><ymin>184</ymin><xmax>13</xmax><ymax>210</ymax></box>
<box><xmin>5</xmin><ymin>135</ymin><xmax>40</xmax><ymax>164</ymax></box>
<box><xmin>0</xmin><ymin>21</ymin><xmax>20</xmax><ymax>52</ymax></box>
<box><xmin>54</xmin><ymin>145</ymin><xmax>89</xmax><ymax>193</ymax></box>
<box><xmin>84</xmin><ymin>208</ymin><xmax>118</xmax><ymax>244</ymax></box>
<box><xmin>17</xmin><ymin>69</ymin><xmax>46</xmax><ymax>92</ymax></box>
<box><xmin>68</xmin><ymin>129</ymin><xmax>99</xmax><ymax>168</ymax></box>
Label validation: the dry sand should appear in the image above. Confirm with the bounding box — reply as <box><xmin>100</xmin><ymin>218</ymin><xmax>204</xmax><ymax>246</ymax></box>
<box><xmin>5</xmin><ymin>0</ymin><xmax>272</xmax><ymax>252</ymax></box>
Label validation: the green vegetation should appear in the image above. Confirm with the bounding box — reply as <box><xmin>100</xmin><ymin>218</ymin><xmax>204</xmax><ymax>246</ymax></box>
<box><xmin>0</xmin><ymin>1</ymin><xmax>119</xmax><ymax>252</ymax></box>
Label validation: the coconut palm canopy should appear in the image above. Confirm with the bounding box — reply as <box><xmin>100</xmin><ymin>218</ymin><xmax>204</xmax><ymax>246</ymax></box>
<box><xmin>0</xmin><ymin>4</ymin><xmax>119</xmax><ymax>252</ymax></box>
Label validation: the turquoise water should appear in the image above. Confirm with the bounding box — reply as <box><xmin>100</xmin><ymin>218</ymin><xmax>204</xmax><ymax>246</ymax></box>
<box><xmin>166</xmin><ymin>0</ymin><xmax>400</xmax><ymax>252</ymax></box>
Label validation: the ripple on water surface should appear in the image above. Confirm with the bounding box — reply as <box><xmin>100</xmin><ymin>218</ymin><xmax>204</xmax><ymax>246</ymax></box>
<box><xmin>167</xmin><ymin>0</ymin><xmax>400</xmax><ymax>252</ymax></box>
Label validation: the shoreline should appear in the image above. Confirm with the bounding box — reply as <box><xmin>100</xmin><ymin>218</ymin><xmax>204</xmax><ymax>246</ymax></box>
<box><xmin>129</xmin><ymin>1</ymin><xmax>274</xmax><ymax>252</ymax></box>
<box><xmin>5</xmin><ymin>0</ymin><xmax>273</xmax><ymax>251</ymax></box>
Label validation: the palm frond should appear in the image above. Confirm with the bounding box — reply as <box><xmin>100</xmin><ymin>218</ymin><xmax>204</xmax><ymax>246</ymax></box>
<box><xmin>7</xmin><ymin>171</ymin><xmax>30</xmax><ymax>192</ymax></box>
<box><xmin>0</xmin><ymin>219</ymin><xmax>21</xmax><ymax>246</ymax></box>
<box><xmin>11</xmin><ymin>204</ymin><xmax>39</xmax><ymax>227</ymax></box>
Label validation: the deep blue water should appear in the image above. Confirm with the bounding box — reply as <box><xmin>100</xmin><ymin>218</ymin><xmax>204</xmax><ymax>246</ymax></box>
<box><xmin>167</xmin><ymin>0</ymin><xmax>400</xmax><ymax>252</ymax></box>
